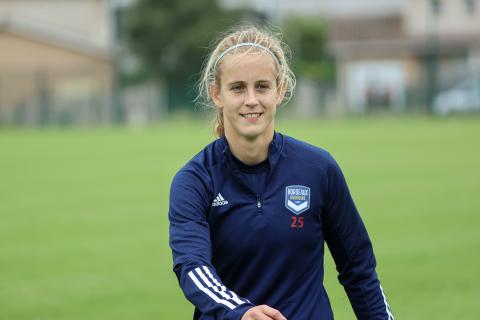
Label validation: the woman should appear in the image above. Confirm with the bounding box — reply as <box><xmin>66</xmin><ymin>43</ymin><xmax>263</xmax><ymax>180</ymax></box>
<box><xmin>169</xmin><ymin>24</ymin><xmax>393</xmax><ymax>320</ymax></box>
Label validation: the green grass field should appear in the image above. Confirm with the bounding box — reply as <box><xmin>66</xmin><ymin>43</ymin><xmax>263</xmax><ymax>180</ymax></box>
<box><xmin>1</xmin><ymin>116</ymin><xmax>479</xmax><ymax>319</ymax></box>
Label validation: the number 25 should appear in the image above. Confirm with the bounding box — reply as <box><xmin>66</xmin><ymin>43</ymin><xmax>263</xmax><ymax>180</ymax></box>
<box><xmin>291</xmin><ymin>216</ymin><xmax>304</xmax><ymax>228</ymax></box>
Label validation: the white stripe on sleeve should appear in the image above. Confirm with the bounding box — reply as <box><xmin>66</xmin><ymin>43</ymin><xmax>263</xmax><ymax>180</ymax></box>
<box><xmin>188</xmin><ymin>270</ymin><xmax>237</xmax><ymax>310</ymax></box>
<box><xmin>380</xmin><ymin>284</ymin><xmax>394</xmax><ymax>320</ymax></box>
<box><xmin>194</xmin><ymin>267</ymin><xmax>246</xmax><ymax>307</ymax></box>
<box><xmin>202</xmin><ymin>266</ymin><xmax>246</xmax><ymax>305</ymax></box>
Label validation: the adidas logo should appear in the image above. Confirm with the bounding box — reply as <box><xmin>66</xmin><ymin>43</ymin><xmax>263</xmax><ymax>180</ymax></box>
<box><xmin>212</xmin><ymin>193</ymin><xmax>229</xmax><ymax>207</ymax></box>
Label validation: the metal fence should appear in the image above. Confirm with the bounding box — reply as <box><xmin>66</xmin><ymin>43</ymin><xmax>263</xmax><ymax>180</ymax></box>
<box><xmin>0</xmin><ymin>68</ymin><xmax>165</xmax><ymax>126</ymax></box>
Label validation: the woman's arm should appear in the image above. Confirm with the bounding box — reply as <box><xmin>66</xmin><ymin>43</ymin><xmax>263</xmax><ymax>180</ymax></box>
<box><xmin>169</xmin><ymin>168</ymin><xmax>255</xmax><ymax>320</ymax></box>
<box><xmin>323</xmin><ymin>155</ymin><xmax>394</xmax><ymax>320</ymax></box>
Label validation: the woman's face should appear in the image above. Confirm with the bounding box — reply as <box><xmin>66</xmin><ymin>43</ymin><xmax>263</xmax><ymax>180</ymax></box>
<box><xmin>212</xmin><ymin>51</ymin><xmax>283</xmax><ymax>142</ymax></box>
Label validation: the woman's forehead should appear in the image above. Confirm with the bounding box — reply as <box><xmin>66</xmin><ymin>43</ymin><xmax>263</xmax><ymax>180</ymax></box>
<box><xmin>218</xmin><ymin>52</ymin><xmax>277</xmax><ymax>82</ymax></box>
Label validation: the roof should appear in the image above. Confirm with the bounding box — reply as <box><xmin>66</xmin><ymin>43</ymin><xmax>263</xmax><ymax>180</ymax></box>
<box><xmin>221</xmin><ymin>0</ymin><xmax>406</xmax><ymax>19</ymax></box>
<box><xmin>328</xmin><ymin>12</ymin><xmax>480</xmax><ymax>58</ymax></box>
<box><xmin>0</xmin><ymin>14</ymin><xmax>112</xmax><ymax>60</ymax></box>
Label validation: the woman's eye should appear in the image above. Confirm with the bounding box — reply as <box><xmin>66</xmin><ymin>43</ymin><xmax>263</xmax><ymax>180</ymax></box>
<box><xmin>256</xmin><ymin>84</ymin><xmax>270</xmax><ymax>90</ymax></box>
<box><xmin>231</xmin><ymin>84</ymin><xmax>244</xmax><ymax>91</ymax></box>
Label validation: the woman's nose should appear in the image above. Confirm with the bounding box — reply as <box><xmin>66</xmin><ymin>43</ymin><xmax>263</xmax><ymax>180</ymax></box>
<box><xmin>244</xmin><ymin>88</ymin><xmax>259</xmax><ymax>107</ymax></box>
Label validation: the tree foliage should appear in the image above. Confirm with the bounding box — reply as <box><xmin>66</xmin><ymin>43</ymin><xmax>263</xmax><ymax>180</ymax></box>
<box><xmin>121</xmin><ymin>0</ymin><xmax>256</xmax><ymax>108</ymax></box>
<box><xmin>283</xmin><ymin>17</ymin><xmax>335</xmax><ymax>83</ymax></box>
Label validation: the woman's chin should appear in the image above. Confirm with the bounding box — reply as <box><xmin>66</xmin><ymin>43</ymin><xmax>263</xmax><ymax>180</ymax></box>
<box><xmin>240</xmin><ymin>126</ymin><xmax>271</xmax><ymax>140</ymax></box>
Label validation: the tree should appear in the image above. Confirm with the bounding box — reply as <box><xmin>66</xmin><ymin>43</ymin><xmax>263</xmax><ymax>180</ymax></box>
<box><xmin>283</xmin><ymin>17</ymin><xmax>335</xmax><ymax>83</ymax></box>
<box><xmin>121</xmin><ymin>0</ymin><xmax>256</xmax><ymax>110</ymax></box>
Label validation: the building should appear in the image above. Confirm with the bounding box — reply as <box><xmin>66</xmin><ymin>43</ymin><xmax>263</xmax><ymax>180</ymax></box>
<box><xmin>0</xmin><ymin>0</ymin><xmax>115</xmax><ymax>125</ymax></box>
<box><xmin>331</xmin><ymin>0</ymin><xmax>480</xmax><ymax>113</ymax></box>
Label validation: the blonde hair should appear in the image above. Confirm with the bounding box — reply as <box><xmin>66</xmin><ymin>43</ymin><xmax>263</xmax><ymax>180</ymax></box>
<box><xmin>196</xmin><ymin>23</ymin><xmax>296</xmax><ymax>138</ymax></box>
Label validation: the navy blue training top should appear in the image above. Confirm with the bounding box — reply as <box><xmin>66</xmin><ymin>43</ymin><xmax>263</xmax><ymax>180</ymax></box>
<box><xmin>169</xmin><ymin>132</ymin><xmax>394</xmax><ymax>320</ymax></box>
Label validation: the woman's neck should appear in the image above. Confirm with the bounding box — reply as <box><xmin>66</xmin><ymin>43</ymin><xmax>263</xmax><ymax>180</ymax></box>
<box><xmin>225</xmin><ymin>131</ymin><xmax>273</xmax><ymax>165</ymax></box>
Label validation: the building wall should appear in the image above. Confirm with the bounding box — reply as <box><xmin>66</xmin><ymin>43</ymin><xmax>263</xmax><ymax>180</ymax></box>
<box><xmin>0</xmin><ymin>31</ymin><xmax>111</xmax><ymax>71</ymax></box>
<box><xmin>0</xmin><ymin>31</ymin><xmax>113</xmax><ymax>124</ymax></box>
<box><xmin>0</xmin><ymin>0</ymin><xmax>115</xmax><ymax>124</ymax></box>
<box><xmin>405</xmin><ymin>0</ymin><xmax>480</xmax><ymax>37</ymax></box>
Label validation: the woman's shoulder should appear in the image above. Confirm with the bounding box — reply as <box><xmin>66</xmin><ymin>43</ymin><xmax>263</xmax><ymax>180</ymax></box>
<box><xmin>171</xmin><ymin>139</ymin><xmax>221</xmax><ymax>186</ymax></box>
<box><xmin>281</xmin><ymin>133</ymin><xmax>336</xmax><ymax>165</ymax></box>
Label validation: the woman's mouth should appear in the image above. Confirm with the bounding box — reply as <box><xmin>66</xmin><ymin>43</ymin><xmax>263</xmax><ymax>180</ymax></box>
<box><xmin>241</xmin><ymin>112</ymin><xmax>263</xmax><ymax>119</ymax></box>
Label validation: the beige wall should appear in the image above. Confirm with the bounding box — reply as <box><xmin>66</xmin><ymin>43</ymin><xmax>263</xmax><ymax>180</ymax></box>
<box><xmin>0</xmin><ymin>0</ymin><xmax>112</xmax><ymax>47</ymax></box>
<box><xmin>0</xmin><ymin>32</ymin><xmax>111</xmax><ymax>72</ymax></box>
<box><xmin>405</xmin><ymin>0</ymin><xmax>480</xmax><ymax>37</ymax></box>
<box><xmin>0</xmin><ymin>0</ymin><xmax>114</xmax><ymax>124</ymax></box>
<box><xmin>0</xmin><ymin>32</ymin><xmax>112</xmax><ymax>115</ymax></box>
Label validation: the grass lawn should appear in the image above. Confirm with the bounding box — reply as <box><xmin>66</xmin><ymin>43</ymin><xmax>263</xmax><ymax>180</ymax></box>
<box><xmin>1</xmin><ymin>116</ymin><xmax>479</xmax><ymax>319</ymax></box>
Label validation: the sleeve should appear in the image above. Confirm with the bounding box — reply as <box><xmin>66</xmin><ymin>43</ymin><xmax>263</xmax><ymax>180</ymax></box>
<box><xmin>168</xmin><ymin>168</ymin><xmax>255</xmax><ymax>320</ymax></box>
<box><xmin>323</xmin><ymin>156</ymin><xmax>394</xmax><ymax>320</ymax></box>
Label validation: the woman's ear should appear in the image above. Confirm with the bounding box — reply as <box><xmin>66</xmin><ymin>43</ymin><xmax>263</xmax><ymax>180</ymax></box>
<box><xmin>210</xmin><ymin>83</ymin><xmax>222</xmax><ymax>109</ymax></box>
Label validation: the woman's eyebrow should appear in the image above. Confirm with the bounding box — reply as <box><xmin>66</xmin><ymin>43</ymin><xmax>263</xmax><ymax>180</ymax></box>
<box><xmin>226</xmin><ymin>79</ymin><xmax>273</xmax><ymax>87</ymax></box>
<box><xmin>227</xmin><ymin>80</ymin><xmax>245</xmax><ymax>86</ymax></box>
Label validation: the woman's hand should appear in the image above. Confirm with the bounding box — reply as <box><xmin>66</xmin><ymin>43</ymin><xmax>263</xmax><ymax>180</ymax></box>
<box><xmin>241</xmin><ymin>305</ymin><xmax>287</xmax><ymax>320</ymax></box>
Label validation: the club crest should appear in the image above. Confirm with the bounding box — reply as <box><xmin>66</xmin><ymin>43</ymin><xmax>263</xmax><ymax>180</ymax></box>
<box><xmin>285</xmin><ymin>185</ymin><xmax>310</xmax><ymax>215</ymax></box>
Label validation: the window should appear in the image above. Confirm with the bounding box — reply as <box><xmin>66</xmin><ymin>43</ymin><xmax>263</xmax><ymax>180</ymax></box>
<box><xmin>465</xmin><ymin>0</ymin><xmax>477</xmax><ymax>14</ymax></box>
<box><xmin>431</xmin><ymin>0</ymin><xmax>442</xmax><ymax>15</ymax></box>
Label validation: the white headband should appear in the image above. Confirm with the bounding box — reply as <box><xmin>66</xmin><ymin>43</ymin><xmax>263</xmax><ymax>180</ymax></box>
<box><xmin>213</xmin><ymin>42</ymin><xmax>280</xmax><ymax>71</ymax></box>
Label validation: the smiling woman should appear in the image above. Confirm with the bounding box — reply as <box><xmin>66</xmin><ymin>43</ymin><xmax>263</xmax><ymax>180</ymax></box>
<box><xmin>197</xmin><ymin>26</ymin><xmax>295</xmax><ymax>141</ymax></box>
<box><xmin>211</xmin><ymin>53</ymin><xmax>281</xmax><ymax>161</ymax></box>
<box><xmin>169</xmin><ymin>23</ymin><xmax>394</xmax><ymax>320</ymax></box>
<box><xmin>196</xmin><ymin>27</ymin><xmax>295</xmax><ymax>165</ymax></box>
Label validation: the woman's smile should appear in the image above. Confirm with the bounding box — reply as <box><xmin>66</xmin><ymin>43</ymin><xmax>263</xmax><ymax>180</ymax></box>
<box><xmin>240</xmin><ymin>112</ymin><xmax>263</xmax><ymax>123</ymax></box>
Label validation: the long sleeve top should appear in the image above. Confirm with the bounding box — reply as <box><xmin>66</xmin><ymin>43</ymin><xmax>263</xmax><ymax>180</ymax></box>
<box><xmin>169</xmin><ymin>132</ymin><xmax>394</xmax><ymax>320</ymax></box>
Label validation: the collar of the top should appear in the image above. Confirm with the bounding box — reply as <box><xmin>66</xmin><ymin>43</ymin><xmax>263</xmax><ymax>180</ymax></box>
<box><xmin>218</xmin><ymin>131</ymin><xmax>283</xmax><ymax>172</ymax></box>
